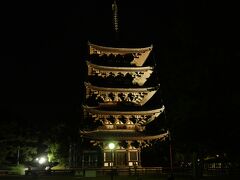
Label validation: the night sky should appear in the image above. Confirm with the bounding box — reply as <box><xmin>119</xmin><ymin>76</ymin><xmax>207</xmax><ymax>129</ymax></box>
<box><xmin>1</xmin><ymin>1</ymin><xmax>239</xmax><ymax>154</ymax></box>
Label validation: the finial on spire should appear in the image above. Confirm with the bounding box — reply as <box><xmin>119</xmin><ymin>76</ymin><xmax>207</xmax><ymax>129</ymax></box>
<box><xmin>112</xmin><ymin>0</ymin><xmax>119</xmax><ymax>40</ymax></box>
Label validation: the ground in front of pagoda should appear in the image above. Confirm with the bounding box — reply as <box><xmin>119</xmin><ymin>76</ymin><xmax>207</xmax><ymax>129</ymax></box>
<box><xmin>0</xmin><ymin>175</ymin><xmax>237</xmax><ymax>180</ymax></box>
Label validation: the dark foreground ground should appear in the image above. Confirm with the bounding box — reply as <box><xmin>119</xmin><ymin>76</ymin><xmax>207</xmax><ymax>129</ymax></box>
<box><xmin>0</xmin><ymin>175</ymin><xmax>239</xmax><ymax>180</ymax></box>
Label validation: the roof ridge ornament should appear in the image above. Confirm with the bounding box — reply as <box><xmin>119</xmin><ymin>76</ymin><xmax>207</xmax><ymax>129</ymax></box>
<box><xmin>112</xmin><ymin>0</ymin><xmax>119</xmax><ymax>40</ymax></box>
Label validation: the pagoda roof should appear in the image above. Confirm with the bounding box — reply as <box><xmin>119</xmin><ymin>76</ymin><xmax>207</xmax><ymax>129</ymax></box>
<box><xmin>87</xmin><ymin>61</ymin><xmax>154</xmax><ymax>86</ymax></box>
<box><xmin>85</xmin><ymin>82</ymin><xmax>159</xmax><ymax>106</ymax></box>
<box><xmin>83</xmin><ymin>105</ymin><xmax>165</xmax><ymax>116</ymax></box>
<box><xmin>89</xmin><ymin>42</ymin><xmax>153</xmax><ymax>55</ymax></box>
<box><xmin>88</xmin><ymin>42</ymin><xmax>152</xmax><ymax>67</ymax></box>
<box><xmin>85</xmin><ymin>82</ymin><xmax>159</xmax><ymax>93</ymax></box>
<box><xmin>86</xmin><ymin>61</ymin><xmax>154</xmax><ymax>71</ymax></box>
<box><xmin>80</xmin><ymin>129</ymin><xmax>169</xmax><ymax>141</ymax></box>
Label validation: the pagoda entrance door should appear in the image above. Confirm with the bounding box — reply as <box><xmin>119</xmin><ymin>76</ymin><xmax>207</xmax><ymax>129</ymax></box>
<box><xmin>115</xmin><ymin>151</ymin><xmax>127</xmax><ymax>166</ymax></box>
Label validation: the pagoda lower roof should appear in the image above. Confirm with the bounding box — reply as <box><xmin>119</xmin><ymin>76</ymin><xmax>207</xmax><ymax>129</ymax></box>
<box><xmin>83</xmin><ymin>105</ymin><xmax>165</xmax><ymax>115</ymax></box>
<box><xmin>80</xmin><ymin>129</ymin><xmax>169</xmax><ymax>141</ymax></box>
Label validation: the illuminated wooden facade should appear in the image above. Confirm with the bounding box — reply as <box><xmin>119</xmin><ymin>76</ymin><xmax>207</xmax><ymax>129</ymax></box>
<box><xmin>80</xmin><ymin>42</ymin><xmax>168</xmax><ymax>168</ymax></box>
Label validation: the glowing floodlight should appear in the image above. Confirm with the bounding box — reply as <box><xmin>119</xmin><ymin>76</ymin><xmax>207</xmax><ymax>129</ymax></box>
<box><xmin>108</xmin><ymin>143</ymin><xmax>115</xmax><ymax>150</ymax></box>
<box><xmin>38</xmin><ymin>157</ymin><xmax>47</xmax><ymax>164</ymax></box>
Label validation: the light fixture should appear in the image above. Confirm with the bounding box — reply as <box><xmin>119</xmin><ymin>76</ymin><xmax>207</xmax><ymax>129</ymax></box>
<box><xmin>108</xmin><ymin>143</ymin><xmax>115</xmax><ymax>150</ymax></box>
<box><xmin>38</xmin><ymin>157</ymin><xmax>47</xmax><ymax>164</ymax></box>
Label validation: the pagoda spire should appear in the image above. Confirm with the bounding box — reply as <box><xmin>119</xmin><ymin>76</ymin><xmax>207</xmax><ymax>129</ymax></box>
<box><xmin>112</xmin><ymin>0</ymin><xmax>119</xmax><ymax>41</ymax></box>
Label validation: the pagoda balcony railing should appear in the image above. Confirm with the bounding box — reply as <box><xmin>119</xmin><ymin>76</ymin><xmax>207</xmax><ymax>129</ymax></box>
<box><xmin>86</xmin><ymin>61</ymin><xmax>153</xmax><ymax>86</ymax></box>
<box><xmin>89</xmin><ymin>42</ymin><xmax>152</xmax><ymax>67</ymax></box>
<box><xmin>85</xmin><ymin>82</ymin><xmax>159</xmax><ymax>106</ymax></box>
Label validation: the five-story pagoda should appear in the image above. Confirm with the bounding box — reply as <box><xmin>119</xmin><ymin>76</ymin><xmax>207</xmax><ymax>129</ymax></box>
<box><xmin>80</xmin><ymin>0</ymin><xmax>168</xmax><ymax>168</ymax></box>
